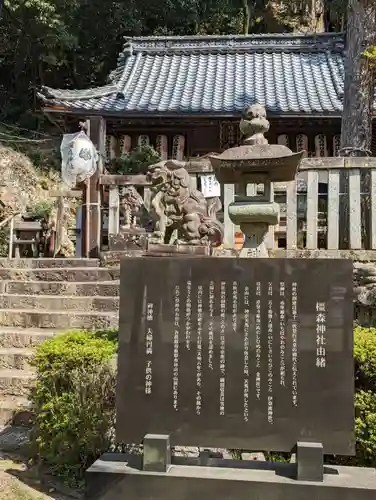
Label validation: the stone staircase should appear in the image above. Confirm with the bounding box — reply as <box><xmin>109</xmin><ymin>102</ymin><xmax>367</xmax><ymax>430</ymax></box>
<box><xmin>0</xmin><ymin>258</ymin><xmax>119</xmax><ymax>427</ymax></box>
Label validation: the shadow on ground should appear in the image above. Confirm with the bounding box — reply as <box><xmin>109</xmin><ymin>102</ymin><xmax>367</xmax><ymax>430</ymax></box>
<box><xmin>0</xmin><ymin>448</ymin><xmax>81</xmax><ymax>500</ymax></box>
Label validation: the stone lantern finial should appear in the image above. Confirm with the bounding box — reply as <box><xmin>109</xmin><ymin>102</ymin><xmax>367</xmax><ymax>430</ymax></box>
<box><xmin>239</xmin><ymin>104</ymin><xmax>270</xmax><ymax>145</ymax></box>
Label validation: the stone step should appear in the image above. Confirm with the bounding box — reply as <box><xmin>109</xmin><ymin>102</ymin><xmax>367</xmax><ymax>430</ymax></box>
<box><xmin>0</xmin><ymin>294</ymin><xmax>119</xmax><ymax>312</ymax></box>
<box><xmin>4</xmin><ymin>280</ymin><xmax>120</xmax><ymax>296</ymax></box>
<box><xmin>0</xmin><ymin>309</ymin><xmax>118</xmax><ymax>330</ymax></box>
<box><xmin>0</xmin><ymin>327</ymin><xmax>57</xmax><ymax>348</ymax></box>
<box><xmin>0</xmin><ymin>258</ymin><xmax>100</xmax><ymax>269</ymax></box>
<box><xmin>0</xmin><ymin>369</ymin><xmax>35</xmax><ymax>396</ymax></box>
<box><xmin>0</xmin><ymin>267</ymin><xmax>119</xmax><ymax>282</ymax></box>
<box><xmin>0</xmin><ymin>348</ymin><xmax>34</xmax><ymax>370</ymax></box>
<box><xmin>0</xmin><ymin>396</ymin><xmax>33</xmax><ymax>427</ymax></box>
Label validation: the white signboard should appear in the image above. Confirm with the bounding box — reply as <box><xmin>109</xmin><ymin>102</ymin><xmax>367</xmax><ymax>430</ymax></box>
<box><xmin>199</xmin><ymin>174</ymin><xmax>221</xmax><ymax>198</ymax></box>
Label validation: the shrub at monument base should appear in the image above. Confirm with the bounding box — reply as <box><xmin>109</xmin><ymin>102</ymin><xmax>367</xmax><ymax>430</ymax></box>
<box><xmin>354</xmin><ymin>390</ymin><xmax>376</xmax><ymax>467</ymax></box>
<box><xmin>30</xmin><ymin>327</ymin><xmax>376</xmax><ymax>485</ymax></box>
<box><xmin>324</xmin><ymin>327</ymin><xmax>376</xmax><ymax>468</ymax></box>
<box><xmin>354</xmin><ymin>327</ymin><xmax>376</xmax><ymax>391</ymax></box>
<box><xmin>352</xmin><ymin>327</ymin><xmax>376</xmax><ymax>467</ymax></box>
<box><xmin>30</xmin><ymin>330</ymin><xmax>117</xmax><ymax>487</ymax></box>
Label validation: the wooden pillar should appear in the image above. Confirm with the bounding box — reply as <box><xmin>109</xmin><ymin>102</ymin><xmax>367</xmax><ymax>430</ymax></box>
<box><xmin>81</xmin><ymin>116</ymin><xmax>106</xmax><ymax>258</ymax></box>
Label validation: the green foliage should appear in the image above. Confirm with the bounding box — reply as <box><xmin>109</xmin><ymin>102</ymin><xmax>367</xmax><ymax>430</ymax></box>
<box><xmin>354</xmin><ymin>327</ymin><xmax>376</xmax><ymax>391</ymax></box>
<box><xmin>32</xmin><ymin>326</ymin><xmax>376</xmax><ymax>484</ymax></box>
<box><xmin>352</xmin><ymin>328</ymin><xmax>376</xmax><ymax>467</ymax></box>
<box><xmin>323</xmin><ymin>327</ymin><xmax>376</xmax><ymax>467</ymax></box>
<box><xmin>0</xmin><ymin>229</ymin><xmax>9</xmax><ymax>257</ymax></box>
<box><xmin>0</xmin><ymin>0</ymin><xmax>346</xmax><ymax>126</ymax></box>
<box><xmin>363</xmin><ymin>46</ymin><xmax>376</xmax><ymax>69</ymax></box>
<box><xmin>21</xmin><ymin>145</ymin><xmax>61</xmax><ymax>174</ymax></box>
<box><xmin>355</xmin><ymin>390</ymin><xmax>376</xmax><ymax>466</ymax></box>
<box><xmin>27</xmin><ymin>199</ymin><xmax>55</xmax><ymax>221</ymax></box>
<box><xmin>228</xmin><ymin>448</ymin><xmax>243</xmax><ymax>460</ymax></box>
<box><xmin>30</xmin><ymin>330</ymin><xmax>117</xmax><ymax>487</ymax></box>
<box><xmin>112</xmin><ymin>145</ymin><xmax>161</xmax><ymax>174</ymax></box>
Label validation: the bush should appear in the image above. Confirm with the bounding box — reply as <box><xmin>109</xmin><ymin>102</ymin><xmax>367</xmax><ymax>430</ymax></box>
<box><xmin>111</xmin><ymin>145</ymin><xmax>161</xmax><ymax>174</ymax></box>
<box><xmin>31</xmin><ymin>327</ymin><xmax>376</xmax><ymax>485</ymax></box>
<box><xmin>30</xmin><ymin>330</ymin><xmax>117</xmax><ymax>487</ymax></box>
<box><xmin>353</xmin><ymin>327</ymin><xmax>376</xmax><ymax>466</ymax></box>
<box><xmin>354</xmin><ymin>327</ymin><xmax>376</xmax><ymax>391</ymax></box>
<box><xmin>27</xmin><ymin>199</ymin><xmax>55</xmax><ymax>221</ymax></box>
<box><xmin>354</xmin><ymin>390</ymin><xmax>376</xmax><ymax>467</ymax></box>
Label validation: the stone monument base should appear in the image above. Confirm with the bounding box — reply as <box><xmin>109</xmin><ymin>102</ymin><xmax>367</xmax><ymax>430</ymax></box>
<box><xmin>146</xmin><ymin>243</ymin><xmax>211</xmax><ymax>256</ymax></box>
<box><xmin>101</xmin><ymin>241</ymin><xmax>211</xmax><ymax>266</ymax></box>
<box><xmin>86</xmin><ymin>453</ymin><xmax>376</xmax><ymax>500</ymax></box>
<box><xmin>108</xmin><ymin>230</ymin><xmax>148</xmax><ymax>252</ymax></box>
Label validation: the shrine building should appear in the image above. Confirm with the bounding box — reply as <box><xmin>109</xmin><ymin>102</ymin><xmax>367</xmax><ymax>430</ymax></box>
<box><xmin>38</xmin><ymin>31</ymin><xmax>376</xmax><ymax>163</ymax></box>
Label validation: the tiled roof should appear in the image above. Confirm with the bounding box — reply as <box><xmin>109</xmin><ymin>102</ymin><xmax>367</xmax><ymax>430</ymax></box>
<box><xmin>38</xmin><ymin>33</ymin><xmax>347</xmax><ymax>116</ymax></box>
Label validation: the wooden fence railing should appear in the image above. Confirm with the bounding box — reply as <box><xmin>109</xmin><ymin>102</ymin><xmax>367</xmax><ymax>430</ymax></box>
<box><xmin>282</xmin><ymin>157</ymin><xmax>376</xmax><ymax>250</ymax></box>
<box><xmin>70</xmin><ymin>157</ymin><xmax>376</xmax><ymax>253</ymax></box>
<box><xmin>224</xmin><ymin>157</ymin><xmax>376</xmax><ymax>250</ymax></box>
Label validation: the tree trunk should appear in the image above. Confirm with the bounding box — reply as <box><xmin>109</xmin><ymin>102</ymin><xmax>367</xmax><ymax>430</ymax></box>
<box><xmin>310</xmin><ymin>0</ymin><xmax>325</xmax><ymax>32</ymax></box>
<box><xmin>242</xmin><ymin>0</ymin><xmax>250</xmax><ymax>34</ymax></box>
<box><xmin>340</xmin><ymin>0</ymin><xmax>376</xmax><ymax>156</ymax></box>
<box><xmin>339</xmin><ymin>0</ymin><xmax>376</xmax><ymax>249</ymax></box>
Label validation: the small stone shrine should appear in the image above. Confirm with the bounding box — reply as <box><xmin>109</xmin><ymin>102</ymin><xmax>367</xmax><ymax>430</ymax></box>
<box><xmin>86</xmin><ymin>256</ymin><xmax>376</xmax><ymax>500</ymax></box>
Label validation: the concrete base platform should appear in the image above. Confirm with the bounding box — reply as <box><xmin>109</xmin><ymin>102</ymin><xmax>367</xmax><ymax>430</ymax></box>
<box><xmin>86</xmin><ymin>453</ymin><xmax>376</xmax><ymax>500</ymax></box>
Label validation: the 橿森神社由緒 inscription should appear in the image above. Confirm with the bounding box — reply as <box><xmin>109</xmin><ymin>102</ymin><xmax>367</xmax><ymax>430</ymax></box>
<box><xmin>117</xmin><ymin>258</ymin><xmax>354</xmax><ymax>455</ymax></box>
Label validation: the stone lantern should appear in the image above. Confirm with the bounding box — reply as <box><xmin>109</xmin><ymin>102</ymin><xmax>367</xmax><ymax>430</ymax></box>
<box><xmin>209</xmin><ymin>104</ymin><xmax>304</xmax><ymax>257</ymax></box>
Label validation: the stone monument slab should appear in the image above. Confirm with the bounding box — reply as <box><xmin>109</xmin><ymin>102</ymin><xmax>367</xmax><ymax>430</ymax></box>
<box><xmin>117</xmin><ymin>257</ymin><xmax>354</xmax><ymax>455</ymax></box>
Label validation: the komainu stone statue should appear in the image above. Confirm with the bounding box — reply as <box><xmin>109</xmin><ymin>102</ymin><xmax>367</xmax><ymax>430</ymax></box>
<box><xmin>120</xmin><ymin>186</ymin><xmax>144</xmax><ymax>229</ymax></box>
<box><xmin>146</xmin><ymin>159</ymin><xmax>224</xmax><ymax>247</ymax></box>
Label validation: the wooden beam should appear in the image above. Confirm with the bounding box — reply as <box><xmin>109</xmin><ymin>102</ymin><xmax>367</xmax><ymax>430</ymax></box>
<box><xmin>185</xmin><ymin>157</ymin><xmax>214</xmax><ymax>173</ymax></box>
<box><xmin>103</xmin><ymin>157</ymin><xmax>376</xmax><ymax>180</ymax></box>
<box><xmin>49</xmin><ymin>189</ymin><xmax>82</xmax><ymax>198</ymax></box>
<box><xmin>348</xmin><ymin>168</ymin><xmax>362</xmax><ymax>249</ymax></box>
<box><xmin>82</xmin><ymin>116</ymin><xmax>106</xmax><ymax>258</ymax></box>
<box><xmin>100</xmin><ymin>174</ymin><xmax>150</xmax><ymax>186</ymax></box>
<box><xmin>300</xmin><ymin>157</ymin><xmax>376</xmax><ymax>170</ymax></box>
<box><xmin>270</xmin><ymin>249</ymin><xmax>376</xmax><ymax>260</ymax></box>
<box><xmin>298</xmin><ymin>158</ymin><xmax>344</xmax><ymax>170</ymax></box>
<box><xmin>286</xmin><ymin>180</ymin><xmax>297</xmax><ymax>249</ymax></box>
<box><xmin>327</xmin><ymin>170</ymin><xmax>340</xmax><ymax>249</ymax></box>
<box><xmin>108</xmin><ymin>186</ymin><xmax>120</xmax><ymax>236</ymax></box>
<box><xmin>223</xmin><ymin>184</ymin><xmax>235</xmax><ymax>248</ymax></box>
<box><xmin>306</xmin><ymin>171</ymin><xmax>319</xmax><ymax>249</ymax></box>
<box><xmin>13</xmin><ymin>221</ymin><xmax>42</xmax><ymax>231</ymax></box>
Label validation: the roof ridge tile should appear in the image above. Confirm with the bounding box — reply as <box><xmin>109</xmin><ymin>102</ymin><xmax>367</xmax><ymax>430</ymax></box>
<box><xmin>38</xmin><ymin>84</ymin><xmax>123</xmax><ymax>102</ymax></box>
<box><xmin>122</xmin><ymin>32</ymin><xmax>344</xmax><ymax>55</ymax></box>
